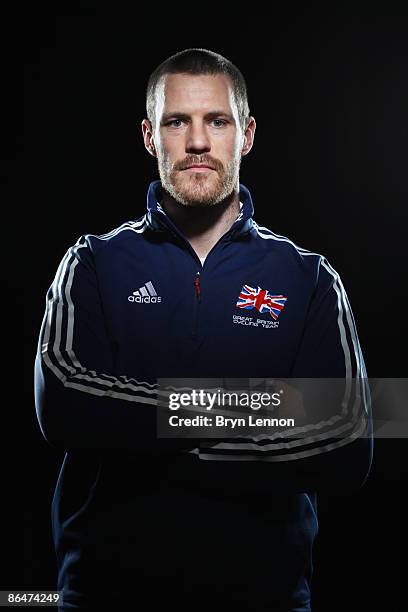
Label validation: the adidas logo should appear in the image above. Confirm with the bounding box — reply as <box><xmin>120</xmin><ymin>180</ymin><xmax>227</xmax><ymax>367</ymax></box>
<box><xmin>128</xmin><ymin>281</ymin><xmax>162</xmax><ymax>303</ymax></box>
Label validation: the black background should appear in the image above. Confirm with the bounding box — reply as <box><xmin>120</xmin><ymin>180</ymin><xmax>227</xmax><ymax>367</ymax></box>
<box><xmin>18</xmin><ymin>4</ymin><xmax>408</xmax><ymax>610</ymax></box>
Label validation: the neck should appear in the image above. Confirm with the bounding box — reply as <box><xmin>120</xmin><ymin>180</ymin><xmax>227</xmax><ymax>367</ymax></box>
<box><xmin>160</xmin><ymin>186</ymin><xmax>241</xmax><ymax>260</ymax></box>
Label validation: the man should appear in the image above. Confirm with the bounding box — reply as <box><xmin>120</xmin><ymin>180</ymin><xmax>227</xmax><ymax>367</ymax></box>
<box><xmin>34</xmin><ymin>48</ymin><xmax>373</xmax><ymax>611</ymax></box>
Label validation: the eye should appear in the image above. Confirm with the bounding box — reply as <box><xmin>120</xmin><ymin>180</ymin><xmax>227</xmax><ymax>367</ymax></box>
<box><xmin>212</xmin><ymin>119</ymin><xmax>227</xmax><ymax>128</ymax></box>
<box><xmin>167</xmin><ymin>119</ymin><xmax>184</xmax><ymax>127</ymax></box>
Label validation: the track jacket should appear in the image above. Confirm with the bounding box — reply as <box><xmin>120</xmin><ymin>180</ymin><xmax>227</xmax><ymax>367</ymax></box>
<box><xmin>34</xmin><ymin>179</ymin><xmax>373</xmax><ymax>609</ymax></box>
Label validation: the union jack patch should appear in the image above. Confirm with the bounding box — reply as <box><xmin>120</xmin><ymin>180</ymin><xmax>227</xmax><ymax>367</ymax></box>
<box><xmin>236</xmin><ymin>284</ymin><xmax>288</xmax><ymax>320</ymax></box>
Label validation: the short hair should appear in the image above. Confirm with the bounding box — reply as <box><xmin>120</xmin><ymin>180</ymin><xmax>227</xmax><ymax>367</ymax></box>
<box><xmin>146</xmin><ymin>48</ymin><xmax>250</xmax><ymax>131</ymax></box>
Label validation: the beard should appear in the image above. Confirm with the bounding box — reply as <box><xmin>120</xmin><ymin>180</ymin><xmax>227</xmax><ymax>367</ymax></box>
<box><xmin>157</xmin><ymin>151</ymin><xmax>241</xmax><ymax>208</ymax></box>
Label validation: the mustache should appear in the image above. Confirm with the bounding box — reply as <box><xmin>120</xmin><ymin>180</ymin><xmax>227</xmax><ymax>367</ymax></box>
<box><xmin>174</xmin><ymin>156</ymin><xmax>223</xmax><ymax>172</ymax></box>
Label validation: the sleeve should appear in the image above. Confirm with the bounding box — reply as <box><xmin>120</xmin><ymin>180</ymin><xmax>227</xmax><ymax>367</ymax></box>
<box><xmin>284</xmin><ymin>255</ymin><xmax>374</xmax><ymax>493</ymax></box>
<box><xmin>34</xmin><ymin>236</ymin><xmax>199</xmax><ymax>455</ymax></box>
<box><xmin>197</xmin><ymin>256</ymin><xmax>374</xmax><ymax>495</ymax></box>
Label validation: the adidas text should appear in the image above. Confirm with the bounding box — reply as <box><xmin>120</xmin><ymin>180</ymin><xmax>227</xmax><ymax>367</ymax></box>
<box><xmin>128</xmin><ymin>295</ymin><xmax>162</xmax><ymax>303</ymax></box>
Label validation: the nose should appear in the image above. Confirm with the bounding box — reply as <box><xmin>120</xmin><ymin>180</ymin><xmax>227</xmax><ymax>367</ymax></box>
<box><xmin>185</xmin><ymin>120</ymin><xmax>211</xmax><ymax>154</ymax></box>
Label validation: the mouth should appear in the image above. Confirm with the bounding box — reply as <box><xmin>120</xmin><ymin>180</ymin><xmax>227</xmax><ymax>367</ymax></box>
<box><xmin>182</xmin><ymin>165</ymin><xmax>215</xmax><ymax>172</ymax></box>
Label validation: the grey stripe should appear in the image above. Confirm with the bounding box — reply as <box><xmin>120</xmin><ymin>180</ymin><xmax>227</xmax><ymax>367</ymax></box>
<box><xmin>50</xmin><ymin>248</ymin><xmax>76</xmax><ymax>376</ymax></box>
<box><xmin>140</xmin><ymin>286</ymin><xmax>148</xmax><ymax>297</ymax></box>
<box><xmin>97</xmin><ymin>216</ymin><xmax>147</xmax><ymax>240</ymax></box>
<box><xmin>42</xmin><ymin>351</ymin><xmax>157</xmax><ymax>405</ymax></box>
<box><xmin>195</xmin><ymin>414</ymin><xmax>369</xmax><ymax>462</ymax></box>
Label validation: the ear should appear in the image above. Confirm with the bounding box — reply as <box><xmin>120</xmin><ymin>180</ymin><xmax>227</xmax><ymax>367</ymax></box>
<box><xmin>241</xmin><ymin>116</ymin><xmax>256</xmax><ymax>157</ymax></box>
<box><xmin>141</xmin><ymin>118</ymin><xmax>157</xmax><ymax>157</ymax></box>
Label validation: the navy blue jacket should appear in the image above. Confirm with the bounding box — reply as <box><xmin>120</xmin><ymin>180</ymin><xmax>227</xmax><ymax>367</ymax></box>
<box><xmin>34</xmin><ymin>179</ymin><xmax>373</xmax><ymax>609</ymax></box>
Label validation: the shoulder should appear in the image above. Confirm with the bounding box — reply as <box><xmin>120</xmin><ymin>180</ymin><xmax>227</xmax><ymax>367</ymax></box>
<box><xmin>65</xmin><ymin>215</ymin><xmax>149</xmax><ymax>264</ymax></box>
<box><xmin>252</xmin><ymin>219</ymin><xmax>321</xmax><ymax>261</ymax></box>
<box><xmin>85</xmin><ymin>215</ymin><xmax>148</xmax><ymax>254</ymax></box>
<box><xmin>251</xmin><ymin>219</ymin><xmax>342</xmax><ymax>288</ymax></box>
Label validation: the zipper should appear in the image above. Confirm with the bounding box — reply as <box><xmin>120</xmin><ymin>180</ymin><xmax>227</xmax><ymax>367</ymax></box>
<box><xmin>150</xmin><ymin>208</ymin><xmax>245</xmax><ymax>338</ymax></box>
<box><xmin>150</xmin><ymin>208</ymin><xmax>243</xmax><ymax>272</ymax></box>
<box><xmin>193</xmin><ymin>271</ymin><xmax>201</xmax><ymax>338</ymax></box>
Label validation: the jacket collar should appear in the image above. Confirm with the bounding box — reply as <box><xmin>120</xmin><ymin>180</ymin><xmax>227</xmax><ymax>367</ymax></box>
<box><xmin>145</xmin><ymin>179</ymin><xmax>254</xmax><ymax>240</ymax></box>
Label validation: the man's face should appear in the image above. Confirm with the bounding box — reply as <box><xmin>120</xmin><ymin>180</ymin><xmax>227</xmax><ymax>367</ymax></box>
<box><xmin>151</xmin><ymin>73</ymin><xmax>245</xmax><ymax>207</ymax></box>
